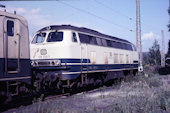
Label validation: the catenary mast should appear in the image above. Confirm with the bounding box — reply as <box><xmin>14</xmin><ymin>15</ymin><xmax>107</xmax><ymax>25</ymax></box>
<box><xmin>136</xmin><ymin>0</ymin><xmax>143</xmax><ymax>71</ymax></box>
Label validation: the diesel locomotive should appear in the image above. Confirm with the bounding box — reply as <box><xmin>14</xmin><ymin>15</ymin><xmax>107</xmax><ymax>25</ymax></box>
<box><xmin>30</xmin><ymin>25</ymin><xmax>138</xmax><ymax>91</ymax></box>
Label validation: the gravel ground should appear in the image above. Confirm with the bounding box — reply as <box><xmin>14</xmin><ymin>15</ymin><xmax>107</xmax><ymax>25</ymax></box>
<box><xmin>3</xmin><ymin>73</ymin><xmax>170</xmax><ymax>113</ymax></box>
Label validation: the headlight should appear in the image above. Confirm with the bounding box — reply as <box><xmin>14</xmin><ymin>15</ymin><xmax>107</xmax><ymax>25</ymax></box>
<box><xmin>31</xmin><ymin>60</ymin><xmax>61</xmax><ymax>67</ymax></box>
<box><xmin>31</xmin><ymin>61</ymin><xmax>34</xmax><ymax>66</ymax></box>
<box><xmin>31</xmin><ymin>61</ymin><xmax>38</xmax><ymax>66</ymax></box>
<box><xmin>50</xmin><ymin>60</ymin><xmax>61</xmax><ymax>66</ymax></box>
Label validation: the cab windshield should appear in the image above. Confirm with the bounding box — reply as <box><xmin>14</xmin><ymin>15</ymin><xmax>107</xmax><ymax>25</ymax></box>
<box><xmin>46</xmin><ymin>32</ymin><xmax>63</xmax><ymax>42</ymax></box>
<box><xmin>32</xmin><ymin>33</ymin><xmax>46</xmax><ymax>43</ymax></box>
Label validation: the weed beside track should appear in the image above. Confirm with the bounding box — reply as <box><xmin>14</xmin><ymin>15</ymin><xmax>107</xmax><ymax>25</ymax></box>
<box><xmin>3</xmin><ymin>72</ymin><xmax>170</xmax><ymax>113</ymax></box>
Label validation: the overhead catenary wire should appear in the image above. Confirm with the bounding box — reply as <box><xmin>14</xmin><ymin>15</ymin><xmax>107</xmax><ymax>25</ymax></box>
<box><xmin>0</xmin><ymin>0</ymin><xmax>75</xmax><ymax>2</ymax></box>
<box><xmin>2</xmin><ymin>0</ymin><xmax>159</xmax><ymax>31</ymax></box>
<box><xmin>94</xmin><ymin>0</ymin><xmax>157</xmax><ymax>32</ymax></box>
<box><xmin>94</xmin><ymin>0</ymin><xmax>133</xmax><ymax>21</ymax></box>
<box><xmin>59</xmin><ymin>1</ymin><xmax>134</xmax><ymax>32</ymax></box>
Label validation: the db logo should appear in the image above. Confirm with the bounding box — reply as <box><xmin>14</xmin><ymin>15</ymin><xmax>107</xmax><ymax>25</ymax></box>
<box><xmin>40</xmin><ymin>49</ymin><xmax>47</xmax><ymax>55</ymax></box>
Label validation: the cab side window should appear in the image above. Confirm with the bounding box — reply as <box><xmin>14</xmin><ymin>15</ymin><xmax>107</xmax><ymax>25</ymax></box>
<box><xmin>72</xmin><ymin>32</ymin><xmax>77</xmax><ymax>42</ymax></box>
<box><xmin>7</xmin><ymin>20</ymin><xmax>14</xmax><ymax>36</ymax></box>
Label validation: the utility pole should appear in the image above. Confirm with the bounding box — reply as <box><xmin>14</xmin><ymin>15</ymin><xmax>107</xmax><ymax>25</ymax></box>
<box><xmin>161</xmin><ymin>30</ymin><xmax>165</xmax><ymax>67</ymax></box>
<box><xmin>169</xmin><ymin>0</ymin><xmax>170</xmax><ymax>30</ymax></box>
<box><xmin>136</xmin><ymin>0</ymin><xmax>143</xmax><ymax>71</ymax></box>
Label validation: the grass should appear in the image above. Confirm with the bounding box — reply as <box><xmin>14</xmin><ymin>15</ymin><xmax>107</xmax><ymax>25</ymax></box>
<box><xmin>5</xmin><ymin>67</ymin><xmax>170</xmax><ymax>113</ymax></box>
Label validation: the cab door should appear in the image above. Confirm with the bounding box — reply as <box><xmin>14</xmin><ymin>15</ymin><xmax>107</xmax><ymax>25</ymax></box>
<box><xmin>81</xmin><ymin>43</ymin><xmax>88</xmax><ymax>72</ymax></box>
<box><xmin>78</xmin><ymin>33</ymin><xmax>89</xmax><ymax>73</ymax></box>
<box><xmin>4</xmin><ymin>18</ymin><xmax>20</xmax><ymax>73</ymax></box>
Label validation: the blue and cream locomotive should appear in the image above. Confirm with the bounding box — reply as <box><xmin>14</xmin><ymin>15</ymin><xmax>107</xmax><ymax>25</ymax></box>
<box><xmin>30</xmin><ymin>25</ymin><xmax>138</xmax><ymax>91</ymax></box>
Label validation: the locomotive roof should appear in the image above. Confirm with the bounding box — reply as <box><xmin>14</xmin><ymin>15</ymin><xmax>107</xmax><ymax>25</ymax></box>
<box><xmin>38</xmin><ymin>25</ymin><xmax>131</xmax><ymax>44</ymax></box>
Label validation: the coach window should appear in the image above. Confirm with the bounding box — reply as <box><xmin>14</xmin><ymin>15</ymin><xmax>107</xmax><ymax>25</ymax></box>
<box><xmin>107</xmin><ymin>40</ymin><xmax>112</xmax><ymax>47</ymax></box>
<box><xmin>47</xmin><ymin>32</ymin><xmax>63</xmax><ymax>42</ymax></box>
<box><xmin>7</xmin><ymin>20</ymin><xmax>14</xmax><ymax>36</ymax></box>
<box><xmin>111</xmin><ymin>41</ymin><xmax>116</xmax><ymax>48</ymax></box>
<box><xmin>89</xmin><ymin>36</ymin><xmax>97</xmax><ymax>45</ymax></box>
<box><xmin>127</xmin><ymin>44</ymin><xmax>132</xmax><ymax>50</ymax></box>
<box><xmin>120</xmin><ymin>43</ymin><xmax>124</xmax><ymax>49</ymax></box>
<box><xmin>124</xmin><ymin>43</ymin><xmax>128</xmax><ymax>50</ymax></box>
<box><xmin>128</xmin><ymin>44</ymin><xmax>133</xmax><ymax>51</ymax></box>
<box><xmin>132</xmin><ymin>45</ymin><xmax>137</xmax><ymax>51</ymax></box>
<box><xmin>72</xmin><ymin>32</ymin><xmax>77</xmax><ymax>42</ymax></box>
<box><xmin>101</xmin><ymin>39</ymin><xmax>107</xmax><ymax>47</ymax></box>
<box><xmin>96</xmin><ymin>38</ymin><xmax>103</xmax><ymax>46</ymax></box>
<box><xmin>117</xmin><ymin>42</ymin><xmax>122</xmax><ymax>49</ymax></box>
<box><xmin>32</xmin><ymin>33</ymin><xmax>46</xmax><ymax>43</ymax></box>
<box><xmin>123</xmin><ymin>43</ymin><xmax>128</xmax><ymax>50</ymax></box>
<box><xmin>79</xmin><ymin>33</ymin><xmax>90</xmax><ymax>44</ymax></box>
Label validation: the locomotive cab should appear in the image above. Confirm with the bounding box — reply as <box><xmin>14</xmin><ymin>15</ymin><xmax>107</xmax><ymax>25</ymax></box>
<box><xmin>31</xmin><ymin>29</ymin><xmax>80</xmax><ymax>61</ymax></box>
<box><xmin>30</xmin><ymin>28</ymin><xmax>82</xmax><ymax>91</ymax></box>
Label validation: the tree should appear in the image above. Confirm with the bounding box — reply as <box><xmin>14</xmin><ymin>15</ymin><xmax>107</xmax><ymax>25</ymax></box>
<box><xmin>147</xmin><ymin>40</ymin><xmax>161</xmax><ymax>66</ymax></box>
<box><xmin>167</xmin><ymin>40</ymin><xmax>170</xmax><ymax>57</ymax></box>
<box><xmin>167</xmin><ymin>1</ymin><xmax>170</xmax><ymax>57</ymax></box>
<box><xmin>143</xmin><ymin>52</ymin><xmax>149</xmax><ymax>65</ymax></box>
<box><xmin>168</xmin><ymin>3</ymin><xmax>170</xmax><ymax>31</ymax></box>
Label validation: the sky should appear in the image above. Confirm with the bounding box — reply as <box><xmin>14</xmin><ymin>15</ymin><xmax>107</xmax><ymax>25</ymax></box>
<box><xmin>0</xmin><ymin>0</ymin><xmax>169</xmax><ymax>52</ymax></box>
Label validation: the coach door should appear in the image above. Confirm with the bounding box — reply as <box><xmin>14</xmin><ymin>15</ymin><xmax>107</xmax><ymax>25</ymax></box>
<box><xmin>4</xmin><ymin>17</ymin><xmax>20</xmax><ymax>73</ymax></box>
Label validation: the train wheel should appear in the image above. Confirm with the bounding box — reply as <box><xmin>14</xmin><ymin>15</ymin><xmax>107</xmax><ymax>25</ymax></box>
<box><xmin>88</xmin><ymin>78</ymin><xmax>94</xmax><ymax>86</ymax></box>
<box><xmin>34</xmin><ymin>73</ymin><xmax>44</xmax><ymax>91</ymax></box>
<box><xmin>133</xmin><ymin>70</ymin><xmax>138</xmax><ymax>76</ymax></box>
<box><xmin>57</xmin><ymin>80</ymin><xmax>62</xmax><ymax>89</ymax></box>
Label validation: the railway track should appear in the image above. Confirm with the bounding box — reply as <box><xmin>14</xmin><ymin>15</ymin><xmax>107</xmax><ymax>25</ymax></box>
<box><xmin>0</xmin><ymin>91</ymin><xmax>71</xmax><ymax>112</ymax></box>
<box><xmin>0</xmin><ymin>76</ymin><xmax>123</xmax><ymax>113</ymax></box>
<box><xmin>0</xmin><ymin>86</ymin><xmax>88</xmax><ymax>112</ymax></box>
<box><xmin>44</xmin><ymin>93</ymin><xmax>70</xmax><ymax>101</ymax></box>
